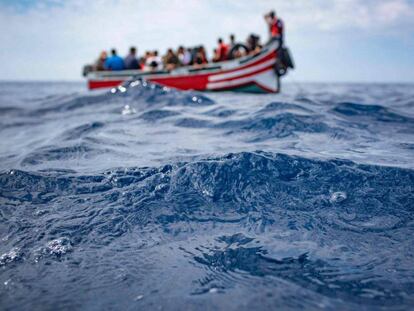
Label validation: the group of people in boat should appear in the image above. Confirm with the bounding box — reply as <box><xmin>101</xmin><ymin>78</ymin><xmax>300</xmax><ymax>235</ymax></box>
<box><xmin>92</xmin><ymin>10</ymin><xmax>283</xmax><ymax>73</ymax></box>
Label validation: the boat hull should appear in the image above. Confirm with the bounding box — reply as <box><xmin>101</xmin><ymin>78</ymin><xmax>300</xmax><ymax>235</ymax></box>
<box><xmin>86</xmin><ymin>41</ymin><xmax>283</xmax><ymax>93</ymax></box>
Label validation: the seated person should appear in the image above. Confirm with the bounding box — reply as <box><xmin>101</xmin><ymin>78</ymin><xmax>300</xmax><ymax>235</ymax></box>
<box><xmin>140</xmin><ymin>51</ymin><xmax>150</xmax><ymax>70</ymax></box>
<box><xmin>246</xmin><ymin>34</ymin><xmax>262</xmax><ymax>54</ymax></box>
<box><xmin>217</xmin><ymin>38</ymin><xmax>229</xmax><ymax>61</ymax></box>
<box><xmin>178</xmin><ymin>47</ymin><xmax>192</xmax><ymax>66</ymax></box>
<box><xmin>124</xmin><ymin>46</ymin><xmax>139</xmax><ymax>70</ymax></box>
<box><xmin>232</xmin><ymin>49</ymin><xmax>243</xmax><ymax>59</ymax></box>
<box><xmin>164</xmin><ymin>48</ymin><xmax>180</xmax><ymax>71</ymax></box>
<box><xmin>227</xmin><ymin>34</ymin><xmax>246</xmax><ymax>60</ymax></box>
<box><xmin>254</xmin><ymin>44</ymin><xmax>263</xmax><ymax>54</ymax></box>
<box><xmin>94</xmin><ymin>51</ymin><xmax>107</xmax><ymax>71</ymax></box>
<box><xmin>193</xmin><ymin>46</ymin><xmax>208</xmax><ymax>68</ymax></box>
<box><xmin>177</xmin><ymin>46</ymin><xmax>185</xmax><ymax>65</ymax></box>
<box><xmin>183</xmin><ymin>48</ymin><xmax>193</xmax><ymax>66</ymax></box>
<box><xmin>212</xmin><ymin>49</ymin><xmax>220</xmax><ymax>63</ymax></box>
<box><xmin>104</xmin><ymin>49</ymin><xmax>125</xmax><ymax>71</ymax></box>
<box><xmin>145</xmin><ymin>51</ymin><xmax>162</xmax><ymax>71</ymax></box>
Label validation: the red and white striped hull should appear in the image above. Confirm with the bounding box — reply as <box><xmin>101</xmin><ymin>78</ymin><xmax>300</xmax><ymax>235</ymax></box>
<box><xmin>86</xmin><ymin>40</ymin><xmax>283</xmax><ymax>93</ymax></box>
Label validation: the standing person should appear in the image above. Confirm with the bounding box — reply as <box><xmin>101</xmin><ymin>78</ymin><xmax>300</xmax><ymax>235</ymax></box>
<box><xmin>264</xmin><ymin>10</ymin><xmax>284</xmax><ymax>42</ymax></box>
<box><xmin>104</xmin><ymin>49</ymin><xmax>125</xmax><ymax>71</ymax></box>
<box><xmin>124</xmin><ymin>46</ymin><xmax>139</xmax><ymax>70</ymax></box>
<box><xmin>217</xmin><ymin>38</ymin><xmax>229</xmax><ymax>61</ymax></box>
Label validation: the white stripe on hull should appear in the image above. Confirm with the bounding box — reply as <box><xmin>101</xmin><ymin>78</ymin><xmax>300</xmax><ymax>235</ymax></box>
<box><xmin>209</xmin><ymin>58</ymin><xmax>276</xmax><ymax>82</ymax></box>
<box><xmin>207</xmin><ymin>68</ymin><xmax>278</xmax><ymax>92</ymax></box>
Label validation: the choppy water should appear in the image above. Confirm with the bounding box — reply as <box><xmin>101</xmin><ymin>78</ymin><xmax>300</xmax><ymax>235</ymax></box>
<box><xmin>0</xmin><ymin>81</ymin><xmax>413</xmax><ymax>310</ymax></box>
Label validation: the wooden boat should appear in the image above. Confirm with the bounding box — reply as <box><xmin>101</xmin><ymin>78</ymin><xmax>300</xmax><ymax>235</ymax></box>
<box><xmin>83</xmin><ymin>39</ymin><xmax>294</xmax><ymax>93</ymax></box>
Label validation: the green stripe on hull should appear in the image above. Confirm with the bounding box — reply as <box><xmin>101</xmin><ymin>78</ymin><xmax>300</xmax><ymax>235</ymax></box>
<box><xmin>231</xmin><ymin>84</ymin><xmax>269</xmax><ymax>94</ymax></box>
<box><xmin>211</xmin><ymin>84</ymin><xmax>270</xmax><ymax>94</ymax></box>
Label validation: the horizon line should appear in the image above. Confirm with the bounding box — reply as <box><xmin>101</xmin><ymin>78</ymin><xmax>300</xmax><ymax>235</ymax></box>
<box><xmin>1</xmin><ymin>79</ymin><xmax>413</xmax><ymax>85</ymax></box>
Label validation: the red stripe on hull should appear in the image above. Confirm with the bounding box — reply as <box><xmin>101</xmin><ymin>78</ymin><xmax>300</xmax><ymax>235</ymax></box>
<box><xmin>88</xmin><ymin>80</ymin><xmax>123</xmax><ymax>90</ymax></box>
<box><xmin>148</xmin><ymin>75</ymin><xmax>209</xmax><ymax>91</ymax></box>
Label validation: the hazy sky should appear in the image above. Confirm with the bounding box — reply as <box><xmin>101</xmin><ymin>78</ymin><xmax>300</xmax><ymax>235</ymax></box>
<box><xmin>1</xmin><ymin>0</ymin><xmax>414</xmax><ymax>82</ymax></box>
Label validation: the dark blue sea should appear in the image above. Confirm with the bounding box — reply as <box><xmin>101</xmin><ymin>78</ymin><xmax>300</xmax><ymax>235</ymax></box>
<box><xmin>0</xmin><ymin>81</ymin><xmax>413</xmax><ymax>310</ymax></box>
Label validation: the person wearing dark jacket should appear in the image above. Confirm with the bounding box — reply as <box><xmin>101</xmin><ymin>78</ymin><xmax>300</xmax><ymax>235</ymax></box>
<box><xmin>124</xmin><ymin>47</ymin><xmax>139</xmax><ymax>70</ymax></box>
<box><xmin>164</xmin><ymin>48</ymin><xmax>180</xmax><ymax>71</ymax></box>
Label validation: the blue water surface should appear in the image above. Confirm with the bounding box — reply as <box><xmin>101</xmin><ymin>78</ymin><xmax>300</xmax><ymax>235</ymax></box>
<box><xmin>0</xmin><ymin>81</ymin><xmax>413</xmax><ymax>310</ymax></box>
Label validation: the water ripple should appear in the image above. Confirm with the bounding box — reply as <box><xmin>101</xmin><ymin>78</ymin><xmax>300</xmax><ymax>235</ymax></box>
<box><xmin>0</xmin><ymin>81</ymin><xmax>414</xmax><ymax>309</ymax></box>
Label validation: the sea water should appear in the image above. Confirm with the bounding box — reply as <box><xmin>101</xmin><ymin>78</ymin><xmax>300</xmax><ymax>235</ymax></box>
<box><xmin>0</xmin><ymin>81</ymin><xmax>413</xmax><ymax>310</ymax></box>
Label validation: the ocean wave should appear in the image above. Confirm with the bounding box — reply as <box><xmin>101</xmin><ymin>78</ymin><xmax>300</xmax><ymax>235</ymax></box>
<box><xmin>258</xmin><ymin>101</ymin><xmax>314</xmax><ymax>114</ymax></box>
<box><xmin>2</xmin><ymin>151</ymin><xmax>413</xmax><ymax>238</ymax></box>
<box><xmin>61</xmin><ymin>121</ymin><xmax>105</xmax><ymax>140</ymax></box>
<box><xmin>1</xmin><ymin>81</ymin><xmax>414</xmax><ymax>309</ymax></box>
<box><xmin>1</xmin><ymin>151</ymin><xmax>413</xmax><ymax>308</ymax></box>
<box><xmin>139</xmin><ymin>109</ymin><xmax>181</xmax><ymax>121</ymax></box>
<box><xmin>217</xmin><ymin>113</ymin><xmax>346</xmax><ymax>141</ymax></box>
<box><xmin>20</xmin><ymin>143</ymin><xmax>101</xmax><ymax>166</ymax></box>
<box><xmin>2</xmin><ymin>81</ymin><xmax>413</xmax><ymax>172</ymax></box>
<box><xmin>332</xmin><ymin>102</ymin><xmax>414</xmax><ymax>123</ymax></box>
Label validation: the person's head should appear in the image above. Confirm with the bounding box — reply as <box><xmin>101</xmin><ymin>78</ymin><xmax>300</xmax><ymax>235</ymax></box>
<box><xmin>111</xmin><ymin>49</ymin><xmax>117</xmax><ymax>56</ymax></box>
<box><xmin>230</xmin><ymin>34</ymin><xmax>235</xmax><ymax>43</ymax></box>
<box><xmin>269</xmin><ymin>11</ymin><xmax>275</xmax><ymax>19</ymax></box>
<box><xmin>130</xmin><ymin>47</ymin><xmax>136</xmax><ymax>55</ymax></box>
<box><xmin>218</xmin><ymin>38</ymin><xmax>223</xmax><ymax>44</ymax></box>
<box><xmin>154</xmin><ymin>50</ymin><xmax>158</xmax><ymax>56</ymax></box>
<box><xmin>178</xmin><ymin>46</ymin><xmax>184</xmax><ymax>53</ymax></box>
<box><xmin>99</xmin><ymin>51</ymin><xmax>107</xmax><ymax>60</ymax></box>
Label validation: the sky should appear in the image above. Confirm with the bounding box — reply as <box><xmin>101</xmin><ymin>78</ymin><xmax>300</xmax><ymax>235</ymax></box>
<box><xmin>0</xmin><ymin>0</ymin><xmax>414</xmax><ymax>82</ymax></box>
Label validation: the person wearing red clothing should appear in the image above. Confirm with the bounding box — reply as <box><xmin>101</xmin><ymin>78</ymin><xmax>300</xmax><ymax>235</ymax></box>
<box><xmin>264</xmin><ymin>10</ymin><xmax>284</xmax><ymax>42</ymax></box>
<box><xmin>217</xmin><ymin>38</ymin><xmax>229</xmax><ymax>62</ymax></box>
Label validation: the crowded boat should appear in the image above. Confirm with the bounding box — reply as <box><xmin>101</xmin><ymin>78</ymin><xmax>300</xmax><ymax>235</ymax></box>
<box><xmin>89</xmin><ymin>11</ymin><xmax>284</xmax><ymax>73</ymax></box>
<box><xmin>83</xmin><ymin>11</ymin><xmax>294</xmax><ymax>93</ymax></box>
